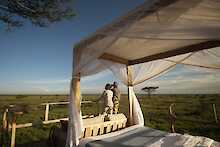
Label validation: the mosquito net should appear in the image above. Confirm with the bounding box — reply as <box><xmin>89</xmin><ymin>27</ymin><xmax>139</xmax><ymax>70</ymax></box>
<box><xmin>66</xmin><ymin>0</ymin><xmax>220</xmax><ymax>146</ymax></box>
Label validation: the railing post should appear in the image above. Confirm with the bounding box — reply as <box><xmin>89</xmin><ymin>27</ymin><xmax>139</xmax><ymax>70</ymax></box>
<box><xmin>45</xmin><ymin>104</ymin><xmax>50</xmax><ymax>121</ymax></box>
<box><xmin>10</xmin><ymin>116</ymin><xmax>16</xmax><ymax>147</ymax></box>
<box><xmin>169</xmin><ymin>103</ymin><xmax>176</xmax><ymax>133</ymax></box>
<box><xmin>1</xmin><ymin>109</ymin><xmax>8</xmax><ymax>147</ymax></box>
<box><xmin>213</xmin><ymin>103</ymin><xmax>218</xmax><ymax>123</ymax></box>
<box><xmin>3</xmin><ymin>109</ymin><xmax>8</xmax><ymax>131</ymax></box>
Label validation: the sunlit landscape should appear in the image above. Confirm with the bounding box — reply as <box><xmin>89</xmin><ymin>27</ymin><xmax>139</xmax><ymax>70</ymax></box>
<box><xmin>1</xmin><ymin>94</ymin><xmax>219</xmax><ymax>145</ymax></box>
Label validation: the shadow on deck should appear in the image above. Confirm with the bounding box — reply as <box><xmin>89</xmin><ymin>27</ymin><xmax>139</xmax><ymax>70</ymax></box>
<box><xmin>16</xmin><ymin>140</ymin><xmax>50</xmax><ymax>147</ymax></box>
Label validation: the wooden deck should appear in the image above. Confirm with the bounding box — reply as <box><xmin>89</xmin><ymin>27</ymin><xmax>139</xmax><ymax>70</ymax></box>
<box><xmin>16</xmin><ymin>140</ymin><xmax>49</xmax><ymax>147</ymax></box>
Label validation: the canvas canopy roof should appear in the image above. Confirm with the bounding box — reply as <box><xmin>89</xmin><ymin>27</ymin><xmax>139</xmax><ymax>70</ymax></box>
<box><xmin>66</xmin><ymin>0</ymin><xmax>220</xmax><ymax>147</ymax></box>
<box><xmin>74</xmin><ymin>0</ymin><xmax>220</xmax><ymax>77</ymax></box>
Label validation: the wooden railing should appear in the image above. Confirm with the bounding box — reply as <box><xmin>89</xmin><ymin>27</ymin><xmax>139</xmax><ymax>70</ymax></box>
<box><xmin>1</xmin><ymin>101</ymin><xmax>93</xmax><ymax>147</ymax></box>
<box><xmin>41</xmin><ymin>101</ymin><xmax>93</xmax><ymax>123</ymax></box>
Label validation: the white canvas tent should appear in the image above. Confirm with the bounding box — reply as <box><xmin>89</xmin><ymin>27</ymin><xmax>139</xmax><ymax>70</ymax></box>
<box><xmin>66</xmin><ymin>0</ymin><xmax>220</xmax><ymax>146</ymax></box>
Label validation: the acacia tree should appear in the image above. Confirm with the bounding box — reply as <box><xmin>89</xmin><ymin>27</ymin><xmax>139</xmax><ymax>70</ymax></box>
<box><xmin>0</xmin><ymin>0</ymin><xmax>75</xmax><ymax>30</ymax></box>
<box><xmin>142</xmin><ymin>86</ymin><xmax>159</xmax><ymax>97</ymax></box>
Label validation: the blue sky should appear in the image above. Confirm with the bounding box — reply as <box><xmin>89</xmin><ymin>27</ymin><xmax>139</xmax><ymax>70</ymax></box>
<box><xmin>0</xmin><ymin>0</ymin><xmax>219</xmax><ymax>94</ymax></box>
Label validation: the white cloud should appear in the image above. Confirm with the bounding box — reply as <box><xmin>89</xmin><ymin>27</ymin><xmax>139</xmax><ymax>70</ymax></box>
<box><xmin>136</xmin><ymin>69</ymin><xmax>220</xmax><ymax>94</ymax></box>
<box><xmin>81</xmin><ymin>70</ymin><xmax>112</xmax><ymax>82</ymax></box>
<box><xmin>34</xmin><ymin>87</ymin><xmax>50</xmax><ymax>92</ymax></box>
<box><xmin>1</xmin><ymin>66</ymin><xmax>219</xmax><ymax>94</ymax></box>
<box><xmin>23</xmin><ymin>78</ymin><xmax>70</xmax><ymax>84</ymax></box>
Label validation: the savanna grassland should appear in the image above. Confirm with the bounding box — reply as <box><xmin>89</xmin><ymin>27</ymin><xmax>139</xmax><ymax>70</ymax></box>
<box><xmin>0</xmin><ymin>94</ymin><xmax>220</xmax><ymax>145</ymax></box>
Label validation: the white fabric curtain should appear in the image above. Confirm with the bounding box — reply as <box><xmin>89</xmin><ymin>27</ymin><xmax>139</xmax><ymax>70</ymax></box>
<box><xmin>66</xmin><ymin>0</ymin><xmax>220</xmax><ymax>145</ymax></box>
<box><xmin>66</xmin><ymin>50</ymin><xmax>84</xmax><ymax>147</ymax></box>
<box><xmin>66</xmin><ymin>82</ymin><xmax>83</xmax><ymax>147</ymax></box>
<box><xmin>128</xmin><ymin>86</ymin><xmax>144</xmax><ymax>126</ymax></box>
<box><xmin>123</xmin><ymin>0</ymin><xmax>220</xmax><ymax>40</ymax></box>
<box><xmin>100</xmin><ymin>48</ymin><xmax>220</xmax><ymax>126</ymax></box>
<box><xmin>180</xmin><ymin>48</ymin><xmax>220</xmax><ymax>70</ymax></box>
<box><xmin>100</xmin><ymin>60</ymin><xmax>145</xmax><ymax>125</ymax></box>
<box><xmin>66</xmin><ymin>47</ymin><xmax>220</xmax><ymax>147</ymax></box>
<box><xmin>82</xmin><ymin>0</ymin><xmax>220</xmax><ymax>60</ymax></box>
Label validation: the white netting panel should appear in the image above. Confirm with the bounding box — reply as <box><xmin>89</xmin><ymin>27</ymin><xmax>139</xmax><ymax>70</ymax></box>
<box><xmin>181</xmin><ymin>47</ymin><xmax>220</xmax><ymax>69</ymax></box>
<box><xmin>122</xmin><ymin>0</ymin><xmax>220</xmax><ymax>40</ymax></box>
<box><xmin>67</xmin><ymin>0</ymin><xmax>220</xmax><ymax>146</ymax></box>
<box><xmin>129</xmin><ymin>86</ymin><xmax>144</xmax><ymax>126</ymax></box>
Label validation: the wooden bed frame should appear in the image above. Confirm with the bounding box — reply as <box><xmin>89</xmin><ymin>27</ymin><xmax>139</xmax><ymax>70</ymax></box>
<box><xmin>82</xmin><ymin>114</ymin><xmax>127</xmax><ymax>138</ymax></box>
<box><xmin>49</xmin><ymin>114</ymin><xmax>127</xmax><ymax>147</ymax></box>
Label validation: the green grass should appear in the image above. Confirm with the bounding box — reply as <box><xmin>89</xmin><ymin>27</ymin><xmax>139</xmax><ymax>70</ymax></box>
<box><xmin>0</xmin><ymin>94</ymin><xmax>220</xmax><ymax>145</ymax></box>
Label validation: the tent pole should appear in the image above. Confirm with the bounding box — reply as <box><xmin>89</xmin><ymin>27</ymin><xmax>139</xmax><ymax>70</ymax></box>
<box><xmin>73</xmin><ymin>73</ymin><xmax>81</xmax><ymax>113</ymax></box>
<box><xmin>126</xmin><ymin>65</ymin><xmax>132</xmax><ymax>125</ymax></box>
<box><xmin>69</xmin><ymin>73</ymin><xmax>81</xmax><ymax>146</ymax></box>
<box><xmin>67</xmin><ymin>47</ymin><xmax>82</xmax><ymax>146</ymax></box>
<box><xmin>73</xmin><ymin>48</ymin><xmax>82</xmax><ymax>114</ymax></box>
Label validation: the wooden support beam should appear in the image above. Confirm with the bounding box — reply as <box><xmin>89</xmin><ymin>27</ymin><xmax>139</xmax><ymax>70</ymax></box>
<box><xmin>1</xmin><ymin>109</ymin><xmax>8</xmax><ymax>147</ymax></box>
<box><xmin>129</xmin><ymin>40</ymin><xmax>220</xmax><ymax>65</ymax></box>
<box><xmin>213</xmin><ymin>104</ymin><xmax>218</xmax><ymax>123</ymax></box>
<box><xmin>44</xmin><ymin>104</ymin><xmax>49</xmax><ymax>121</ymax></box>
<box><xmin>99</xmin><ymin>40</ymin><xmax>220</xmax><ymax>66</ymax></box>
<box><xmin>126</xmin><ymin>66</ymin><xmax>133</xmax><ymax>125</ymax></box>
<box><xmin>41</xmin><ymin>101</ymin><xmax>93</xmax><ymax>106</ymax></box>
<box><xmin>73</xmin><ymin>47</ymin><xmax>82</xmax><ymax>113</ymax></box>
<box><xmin>72</xmin><ymin>74</ymin><xmax>81</xmax><ymax>112</ymax></box>
<box><xmin>11</xmin><ymin>117</ymin><xmax>16</xmax><ymax>147</ymax></box>
<box><xmin>99</xmin><ymin>53</ymin><xmax>129</xmax><ymax>65</ymax></box>
<box><xmin>169</xmin><ymin>103</ymin><xmax>176</xmax><ymax>133</ymax></box>
<box><xmin>2</xmin><ymin>109</ymin><xmax>8</xmax><ymax>130</ymax></box>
